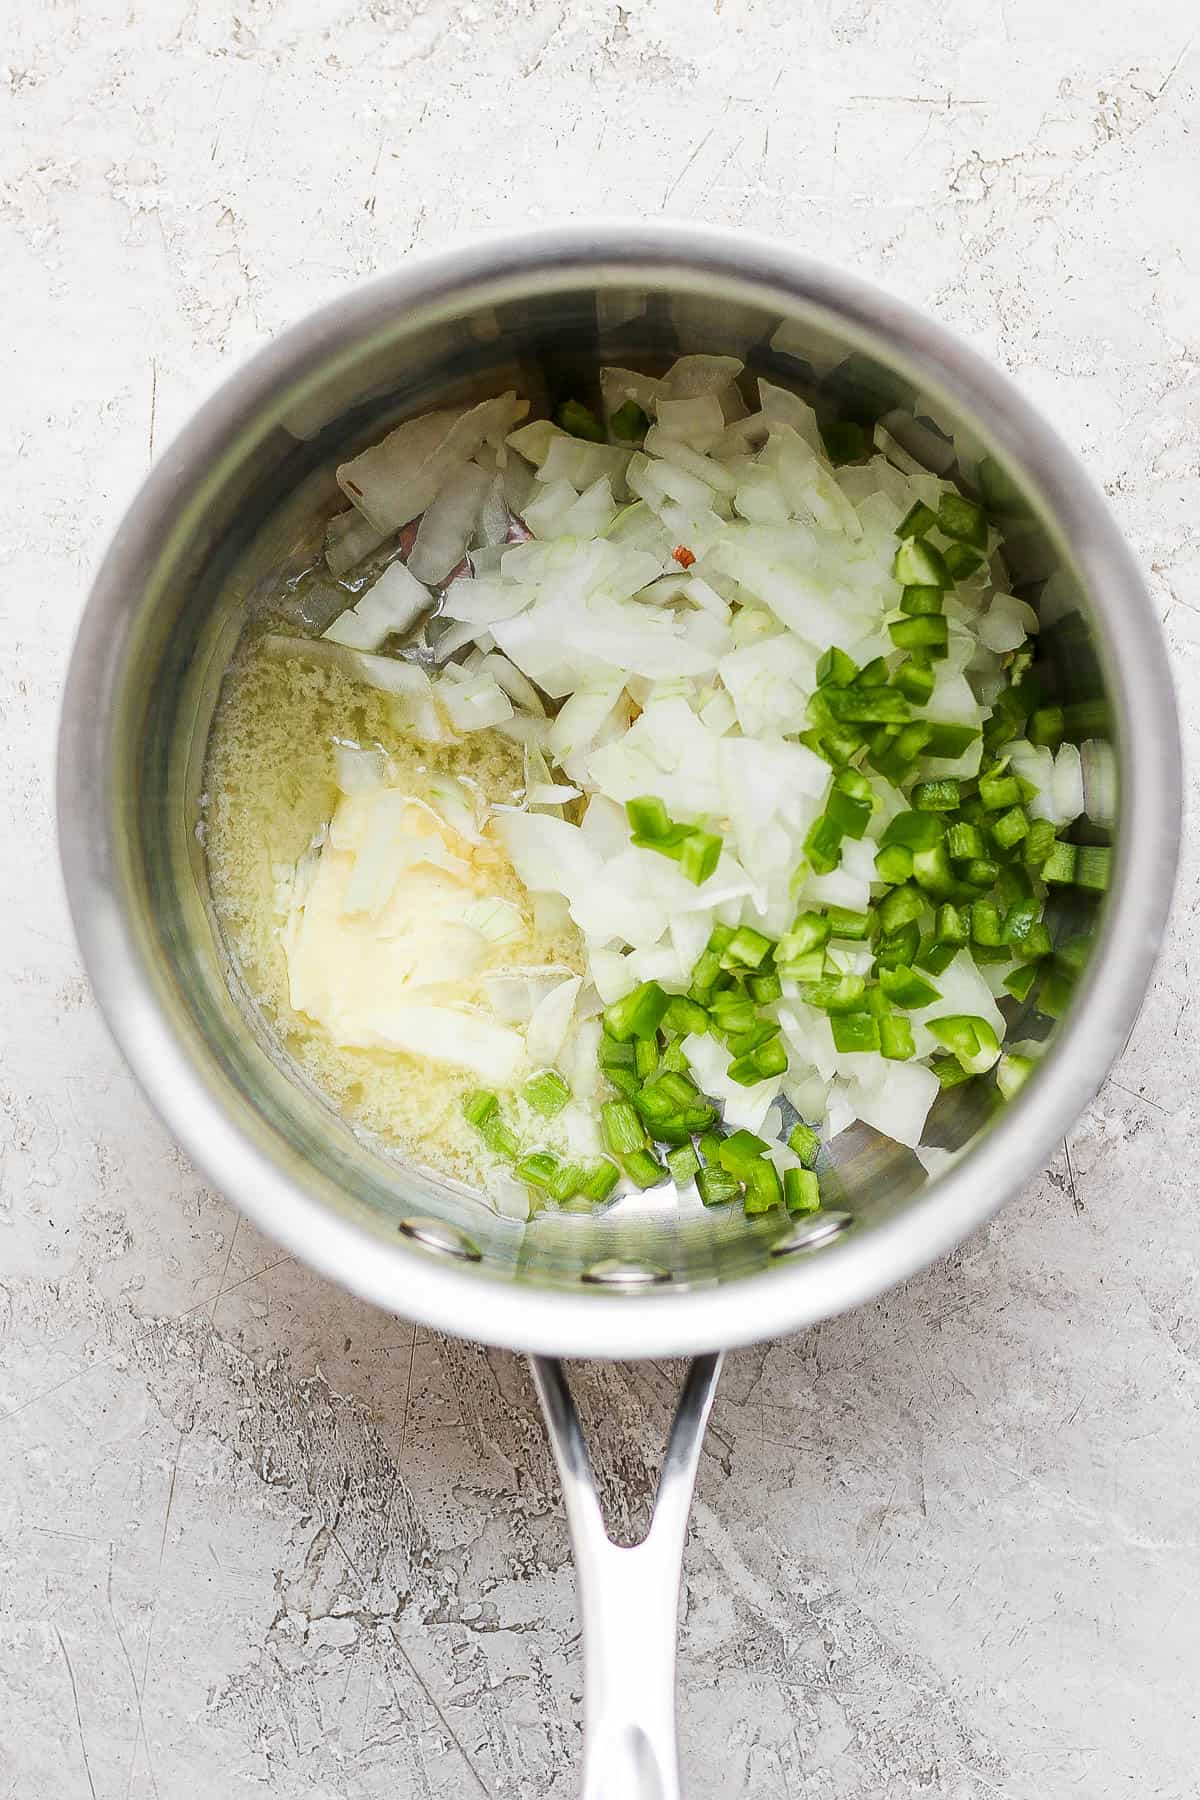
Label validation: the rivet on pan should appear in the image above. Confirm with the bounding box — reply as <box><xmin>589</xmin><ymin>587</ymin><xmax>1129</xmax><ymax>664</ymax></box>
<box><xmin>768</xmin><ymin>1211</ymin><xmax>853</xmax><ymax>1257</ymax></box>
<box><xmin>582</xmin><ymin>1258</ymin><xmax>670</xmax><ymax>1287</ymax></box>
<box><xmin>398</xmin><ymin>1217</ymin><xmax>482</xmax><ymax>1261</ymax></box>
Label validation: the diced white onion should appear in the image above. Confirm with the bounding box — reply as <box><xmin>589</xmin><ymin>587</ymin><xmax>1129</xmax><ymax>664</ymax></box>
<box><xmin>1051</xmin><ymin>742</ymin><xmax>1085</xmax><ymax>826</ymax></box>
<box><xmin>439</xmin><ymin>672</ymin><xmax>515</xmax><ymax>733</ymax></box>
<box><xmin>333</xmin><ymin>743</ymin><xmax>389</xmax><ymax>793</ymax></box>
<box><xmin>654</xmin><ymin>354</ymin><xmax>744</xmax><ymax>402</ymax></box>
<box><xmin>408</xmin><ymin>462</ymin><xmax>493</xmax><ymax>584</ymax></box>
<box><xmin>325</xmin><ymin>507</ymin><xmax>390</xmax><ymax>576</ymax></box>
<box><xmin>847</xmin><ymin>1060</ymin><xmax>939</xmax><ymax>1149</ymax></box>
<box><xmin>323</xmin><ymin>560</ymin><xmax>432</xmax><ymax>650</ymax></box>
<box><xmin>526</xmin><ymin>974</ymin><xmax>582</xmax><ymax>1066</ymax></box>
<box><xmin>338</xmin><ymin>393</ymin><xmax>527</xmax><ymax>534</ymax></box>
<box><xmin>654</xmin><ymin>393</ymin><xmax>726</xmax><ymax>444</ymax></box>
<box><xmin>481</xmin><ymin>652</ymin><xmax>546</xmax><ymax>717</ymax></box>
<box><xmin>877</xmin><ymin>408</ymin><xmax>956</xmax><ymax>476</ymax></box>
<box><xmin>462</xmin><ymin>897</ymin><xmax>525</xmax><ymax>946</ymax></box>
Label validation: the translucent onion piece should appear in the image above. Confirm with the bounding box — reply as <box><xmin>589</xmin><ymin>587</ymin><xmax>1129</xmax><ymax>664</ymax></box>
<box><xmin>655</xmin><ymin>353</ymin><xmax>744</xmax><ymax>401</ymax></box>
<box><xmin>654</xmin><ymin>393</ymin><xmax>726</xmax><ymax>444</ymax></box>
<box><xmin>846</xmin><ymin>1059</ymin><xmax>939</xmax><ymax>1150</ymax></box>
<box><xmin>480</xmin><ymin>651</ymin><xmax>546</xmax><ymax>716</ymax></box>
<box><xmin>757</xmin><ymin>378</ymin><xmax>823</xmax><ymax>456</ymax></box>
<box><xmin>526</xmin><ymin>974</ymin><xmax>582</xmax><ymax>1066</ymax></box>
<box><xmin>642</xmin><ymin>427</ymin><xmax>740</xmax><ymax>496</ymax></box>
<box><xmin>877</xmin><ymin>408</ymin><xmax>957</xmax><ymax>476</ymax></box>
<box><xmin>408</xmin><ymin>462</ymin><xmax>494</xmax><ymax>583</ymax></box>
<box><xmin>543</xmin><ymin>436</ymin><xmax>633</xmax><ymax>495</ymax></box>
<box><xmin>483</xmin><ymin>964</ymin><xmax>578</xmax><ymax>1025</ymax></box>
<box><xmin>462</xmin><ymin>896</ymin><xmax>525</xmax><ymax>946</ymax></box>
<box><xmin>1051</xmin><ymin>742</ymin><xmax>1085</xmax><ymax>826</ymax></box>
<box><xmin>478</xmin><ymin>474</ymin><xmax>511</xmax><ymax>547</ymax></box>
<box><xmin>338</xmin><ymin>393</ymin><xmax>527</xmax><ymax>535</ymax></box>
<box><xmin>323</xmin><ymin>560</ymin><xmax>432</xmax><ymax>651</ymax></box>
<box><xmin>333</xmin><ymin>743</ymin><xmax>390</xmax><ymax>794</ymax></box>
<box><xmin>599</xmin><ymin>365</ymin><xmax>662</xmax><ymax>420</ymax></box>
<box><xmin>325</xmin><ymin>507</ymin><xmax>391</xmax><ymax>577</ymax></box>
<box><xmin>978</xmin><ymin>591</ymin><xmax>1038</xmax><ymax>654</ymax></box>
<box><xmin>439</xmin><ymin>672</ymin><xmax>515</xmax><ymax>733</ymax></box>
<box><xmin>440</xmin><ymin>575</ymin><xmax>537</xmax><ymax>628</ymax></box>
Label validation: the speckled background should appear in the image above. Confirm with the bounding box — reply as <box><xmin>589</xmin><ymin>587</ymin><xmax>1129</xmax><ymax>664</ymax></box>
<box><xmin>3</xmin><ymin>3</ymin><xmax>1199</xmax><ymax>1795</ymax></box>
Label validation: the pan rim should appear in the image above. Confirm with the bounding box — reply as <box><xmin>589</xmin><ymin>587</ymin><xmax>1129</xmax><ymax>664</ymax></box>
<box><xmin>57</xmin><ymin>220</ymin><xmax>1180</xmax><ymax>1358</ymax></box>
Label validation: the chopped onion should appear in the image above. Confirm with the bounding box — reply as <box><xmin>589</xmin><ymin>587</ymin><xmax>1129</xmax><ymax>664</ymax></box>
<box><xmin>1009</xmin><ymin>741</ymin><xmax>1056</xmax><ymax>818</ymax></box>
<box><xmin>627</xmin><ymin>451</ymin><xmax>721</xmax><ymax>518</ymax></box>
<box><xmin>847</xmin><ymin>1059</ymin><xmax>939</xmax><ymax>1149</ymax></box>
<box><xmin>526</xmin><ymin>974</ymin><xmax>582</xmax><ymax>1065</ymax></box>
<box><xmin>642</xmin><ymin>426</ymin><xmax>740</xmax><ymax>496</ymax></box>
<box><xmin>978</xmin><ymin>591</ymin><xmax>1037</xmax><ymax>654</ymax></box>
<box><xmin>877</xmin><ymin>408</ymin><xmax>957</xmax><ymax>476</ymax></box>
<box><xmin>323</xmin><ymin>560</ymin><xmax>432</xmax><ymax>650</ymax></box>
<box><xmin>481</xmin><ymin>651</ymin><xmax>546</xmax><ymax>716</ymax></box>
<box><xmin>506</xmin><ymin>417</ymin><xmax>562</xmax><ymax>467</ymax></box>
<box><xmin>425</xmin><ymin>771</ymin><xmax>489</xmax><ymax>843</ymax></box>
<box><xmin>599</xmin><ymin>365</ymin><xmax>662</xmax><ymax>420</ymax></box>
<box><xmin>489</xmin><ymin>1168</ymin><xmax>533</xmax><ymax>1220</ymax></box>
<box><xmin>325</xmin><ymin>507</ymin><xmax>390</xmax><ymax>577</ymax></box>
<box><xmin>655</xmin><ymin>393</ymin><xmax>726</xmax><ymax>444</ymax></box>
<box><xmin>439</xmin><ymin>672</ymin><xmax>514</xmax><ymax>733</ymax></box>
<box><xmin>590</xmin><ymin>947</ymin><xmax>637</xmax><ymax>1003</ymax></box>
<box><xmin>548</xmin><ymin>676</ymin><xmax>626</xmax><ymax>764</ymax></box>
<box><xmin>734</xmin><ymin>466</ymin><xmax>792</xmax><ymax>525</ymax></box>
<box><xmin>338</xmin><ymin>394</ymin><xmax>526</xmax><ymax>535</ymax></box>
<box><xmin>440</xmin><ymin>575</ymin><xmax>536</xmax><ymax>628</ymax></box>
<box><xmin>524</xmin><ymin>476</ymin><xmax>581</xmax><ymax>540</ymax></box>
<box><xmin>655</xmin><ymin>354</ymin><xmax>744</xmax><ymax>402</ymax></box>
<box><xmin>463</xmin><ymin>897</ymin><xmax>525</xmax><ymax>946</ymax></box>
<box><xmin>408</xmin><ymin>462</ymin><xmax>493</xmax><ymax>583</ymax></box>
<box><xmin>562</xmin><ymin>477</ymin><xmax>618</xmax><ymax>538</ymax></box>
<box><xmin>537</xmin><ymin>433</ymin><xmax>632</xmax><ymax>495</ymax></box>
<box><xmin>483</xmin><ymin>964</ymin><xmax>578</xmax><ymax>1024</ymax></box>
<box><xmin>478</xmin><ymin>474</ymin><xmax>512</xmax><ymax>548</ymax></box>
<box><xmin>715</xmin><ymin>533</ymin><xmax>869</xmax><ymax>650</ymax></box>
<box><xmin>1051</xmin><ymin>742</ymin><xmax>1085</xmax><ymax>826</ymax></box>
<box><xmin>333</xmin><ymin>743</ymin><xmax>389</xmax><ymax>793</ymax></box>
<box><xmin>757</xmin><ymin>378</ymin><xmax>823</xmax><ymax>456</ymax></box>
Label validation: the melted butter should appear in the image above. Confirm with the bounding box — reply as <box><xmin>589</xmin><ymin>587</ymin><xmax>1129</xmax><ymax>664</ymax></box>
<box><xmin>204</xmin><ymin>629</ymin><xmax>583</xmax><ymax>1187</ymax></box>
<box><xmin>282</xmin><ymin>789</ymin><xmax>527</xmax><ymax>1082</ymax></box>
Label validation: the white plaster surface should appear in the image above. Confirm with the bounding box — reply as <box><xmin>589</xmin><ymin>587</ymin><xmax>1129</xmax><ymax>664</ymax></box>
<box><xmin>2</xmin><ymin>2</ymin><xmax>1199</xmax><ymax>1795</ymax></box>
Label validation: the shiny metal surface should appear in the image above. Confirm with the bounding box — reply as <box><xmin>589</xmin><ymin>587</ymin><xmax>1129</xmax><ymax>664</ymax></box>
<box><xmin>530</xmin><ymin>1353</ymin><xmax>723</xmax><ymax>1800</ymax></box>
<box><xmin>397</xmin><ymin>1216</ymin><xmax>482</xmax><ymax>1261</ymax></box>
<box><xmin>582</xmin><ymin>1259</ymin><xmax>672</xmax><ymax>1287</ymax></box>
<box><xmin>57</xmin><ymin>222</ymin><xmax>1181</xmax><ymax>1361</ymax></box>
<box><xmin>769</xmin><ymin>1211</ymin><xmax>855</xmax><ymax>1256</ymax></box>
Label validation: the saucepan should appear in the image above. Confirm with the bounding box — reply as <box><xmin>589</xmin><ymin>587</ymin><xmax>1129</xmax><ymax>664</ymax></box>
<box><xmin>57</xmin><ymin>224</ymin><xmax>1180</xmax><ymax>1797</ymax></box>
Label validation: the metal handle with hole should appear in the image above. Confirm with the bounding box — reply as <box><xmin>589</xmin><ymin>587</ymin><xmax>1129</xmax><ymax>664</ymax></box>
<box><xmin>530</xmin><ymin>1353</ymin><xmax>724</xmax><ymax>1800</ymax></box>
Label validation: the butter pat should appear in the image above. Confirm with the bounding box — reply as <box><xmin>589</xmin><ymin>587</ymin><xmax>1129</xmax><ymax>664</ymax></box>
<box><xmin>282</xmin><ymin>787</ymin><xmax>528</xmax><ymax>1083</ymax></box>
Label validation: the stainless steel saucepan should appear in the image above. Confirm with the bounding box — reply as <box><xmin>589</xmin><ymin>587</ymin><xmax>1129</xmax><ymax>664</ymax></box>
<box><xmin>58</xmin><ymin>224</ymin><xmax>1180</xmax><ymax>1798</ymax></box>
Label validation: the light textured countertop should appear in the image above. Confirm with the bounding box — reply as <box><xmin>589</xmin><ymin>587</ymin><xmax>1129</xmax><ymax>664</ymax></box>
<box><xmin>3</xmin><ymin>3</ymin><xmax>1198</xmax><ymax>1796</ymax></box>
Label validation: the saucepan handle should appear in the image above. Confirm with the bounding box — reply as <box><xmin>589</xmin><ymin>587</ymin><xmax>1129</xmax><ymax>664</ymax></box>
<box><xmin>529</xmin><ymin>1352</ymin><xmax>724</xmax><ymax>1800</ymax></box>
